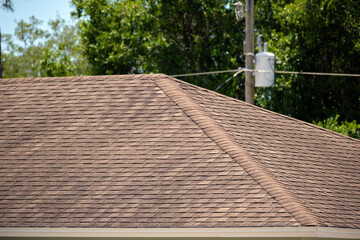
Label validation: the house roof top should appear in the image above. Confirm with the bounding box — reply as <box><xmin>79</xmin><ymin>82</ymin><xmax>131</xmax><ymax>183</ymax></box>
<box><xmin>0</xmin><ymin>74</ymin><xmax>359</xmax><ymax>229</ymax></box>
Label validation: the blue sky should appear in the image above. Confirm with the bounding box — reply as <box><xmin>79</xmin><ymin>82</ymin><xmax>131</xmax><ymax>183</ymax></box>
<box><xmin>0</xmin><ymin>0</ymin><xmax>73</xmax><ymax>35</ymax></box>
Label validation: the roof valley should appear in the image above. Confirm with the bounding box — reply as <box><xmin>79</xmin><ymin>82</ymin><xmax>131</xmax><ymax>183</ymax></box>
<box><xmin>150</xmin><ymin>74</ymin><xmax>319</xmax><ymax>226</ymax></box>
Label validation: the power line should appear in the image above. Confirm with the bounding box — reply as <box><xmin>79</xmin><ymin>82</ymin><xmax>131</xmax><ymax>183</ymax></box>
<box><xmin>171</xmin><ymin>69</ymin><xmax>360</xmax><ymax>78</ymax></box>
<box><xmin>214</xmin><ymin>75</ymin><xmax>234</xmax><ymax>91</ymax></box>
<box><xmin>171</xmin><ymin>69</ymin><xmax>238</xmax><ymax>77</ymax></box>
<box><xmin>276</xmin><ymin>70</ymin><xmax>360</xmax><ymax>77</ymax></box>
<box><xmin>214</xmin><ymin>68</ymin><xmax>246</xmax><ymax>91</ymax></box>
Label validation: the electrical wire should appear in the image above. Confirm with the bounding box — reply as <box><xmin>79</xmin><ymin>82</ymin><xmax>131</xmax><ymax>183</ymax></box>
<box><xmin>275</xmin><ymin>70</ymin><xmax>360</xmax><ymax>77</ymax></box>
<box><xmin>214</xmin><ymin>75</ymin><xmax>234</xmax><ymax>91</ymax></box>
<box><xmin>214</xmin><ymin>68</ymin><xmax>246</xmax><ymax>91</ymax></box>
<box><xmin>171</xmin><ymin>69</ymin><xmax>360</xmax><ymax>78</ymax></box>
<box><xmin>172</xmin><ymin>68</ymin><xmax>360</xmax><ymax>92</ymax></box>
<box><xmin>171</xmin><ymin>69</ymin><xmax>239</xmax><ymax>77</ymax></box>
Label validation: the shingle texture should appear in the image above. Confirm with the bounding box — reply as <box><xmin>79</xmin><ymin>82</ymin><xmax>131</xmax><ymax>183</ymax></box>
<box><xmin>0</xmin><ymin>74</ymin><xmax>359</xmax><ymax>228</ymax></box>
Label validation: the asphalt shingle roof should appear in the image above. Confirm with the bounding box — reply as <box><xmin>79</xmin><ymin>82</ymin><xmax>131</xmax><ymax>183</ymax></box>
<box><xmin>0</xmin><ymin>74</ymin><xmax>359</xmax><ymax>228</ymax></box>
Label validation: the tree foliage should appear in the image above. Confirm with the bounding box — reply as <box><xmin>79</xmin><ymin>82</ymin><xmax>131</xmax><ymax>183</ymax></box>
<box><xmin>1</xmin><ymin>0</ymin><xmax>14</xmax><ymax>78</ymax></box>
<box><xmin>314</xmin><ymin>115</ymin><xmax>360</xmax><ymax>139</ymax></box>
<box><xmin>2</xmin><ymin>16</ymin><xmax>88</xmax><ymax>78</ymax></box>
<box><xmin>255</xmin><ymin>0</ymin><xmax>360</xmax><ymax>123</ymax></box>
<box><xmin>71</xmin><ymin>0</ymin><xmax>246</xmax><ymax>98</ymax></box>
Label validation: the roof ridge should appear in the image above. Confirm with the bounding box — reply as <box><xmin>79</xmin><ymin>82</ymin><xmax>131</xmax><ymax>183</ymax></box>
<box><xmin>151</xmin><ymin>74</ymin><xmax>319</xmax><ymax>226</ymax></box>
<box><xmin>171</xmin><ymin>77</ymin><xmax>360</xmax><ymax>143</ymax></box>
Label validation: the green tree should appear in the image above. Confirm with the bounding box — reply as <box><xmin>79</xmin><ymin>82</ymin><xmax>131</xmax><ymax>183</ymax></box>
<box><xmin>255</xmin><ymin>0</ymin><xmax>360</xmax><ymax>123</ymax></box>
<box><xmin>314</xmin><ymin>115</ymin><xmax>360</xmax><ymax>139</ymax></box>
<box><xmin>2</xmin><ymin>16</ymin><xmax>88</xmax><ymax>78</ymax></box>
<box><xmin>15</xmin><ymin>16</ymin><xmax>46</xmax><ymax>48</ymax></box>
<box><xmin>40</xmin><ymin>17</ymin><xmax>89</xmax><ymax>76</ymax></box>
<box><xmin>40</xmin><ymin>45</ymin><xmax>76</xmax><ymax>77</ymax></box>
<box><xmin>71</xmin><ymin>0</ymin><xmax>246</xmax><ymax>98</ymax></box>
<box><xmin>1</xmin><ymin>0</ymin><xmax>14</xmax><ymax>78</ymax></box>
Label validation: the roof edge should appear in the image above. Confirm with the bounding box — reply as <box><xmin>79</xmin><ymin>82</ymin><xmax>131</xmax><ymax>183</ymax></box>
<box><xmin>1</xmin><ymin>227</ymin><xmax>359</xmax><ymax>239</ymax></box>
<box><xmin>151</xmin><ymin>74</ymin><xmax>319</xmax><ymax>226</ymax></box>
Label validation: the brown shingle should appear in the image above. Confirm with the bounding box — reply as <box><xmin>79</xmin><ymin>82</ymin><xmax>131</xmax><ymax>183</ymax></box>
<box><xmin>176</xmin><ymin>75</ymin><xmax>360</xmax><ymax>229</ymax></box>
<box><xmin>0</xmin><ymin>74</ymin><xmax>359</xmax><ymax>228</ymax></box>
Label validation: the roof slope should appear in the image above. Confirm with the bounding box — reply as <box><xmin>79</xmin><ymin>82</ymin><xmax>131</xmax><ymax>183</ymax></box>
<box><xmin>178</xmin><ymin>78</ymin><xmax>360</xmax><ymax>229</ymax></box>
<box><xmin>0</xmin><ymin>74</ymin><xmax>359</xmax><ymax>229</ymax></box>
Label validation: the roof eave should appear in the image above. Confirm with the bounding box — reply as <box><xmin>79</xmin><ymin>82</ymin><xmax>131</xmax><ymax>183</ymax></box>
<box><xmin>1</xmin><ymin>227</ymin><xmax>359</xmax><ymax>239</ymax></box>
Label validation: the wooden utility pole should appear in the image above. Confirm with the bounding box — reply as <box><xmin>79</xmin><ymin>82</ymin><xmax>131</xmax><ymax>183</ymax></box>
<box><xmin>244</xmin><ymin>0</ymin><xmax>254</xmax><ymax>104</ymax></box>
